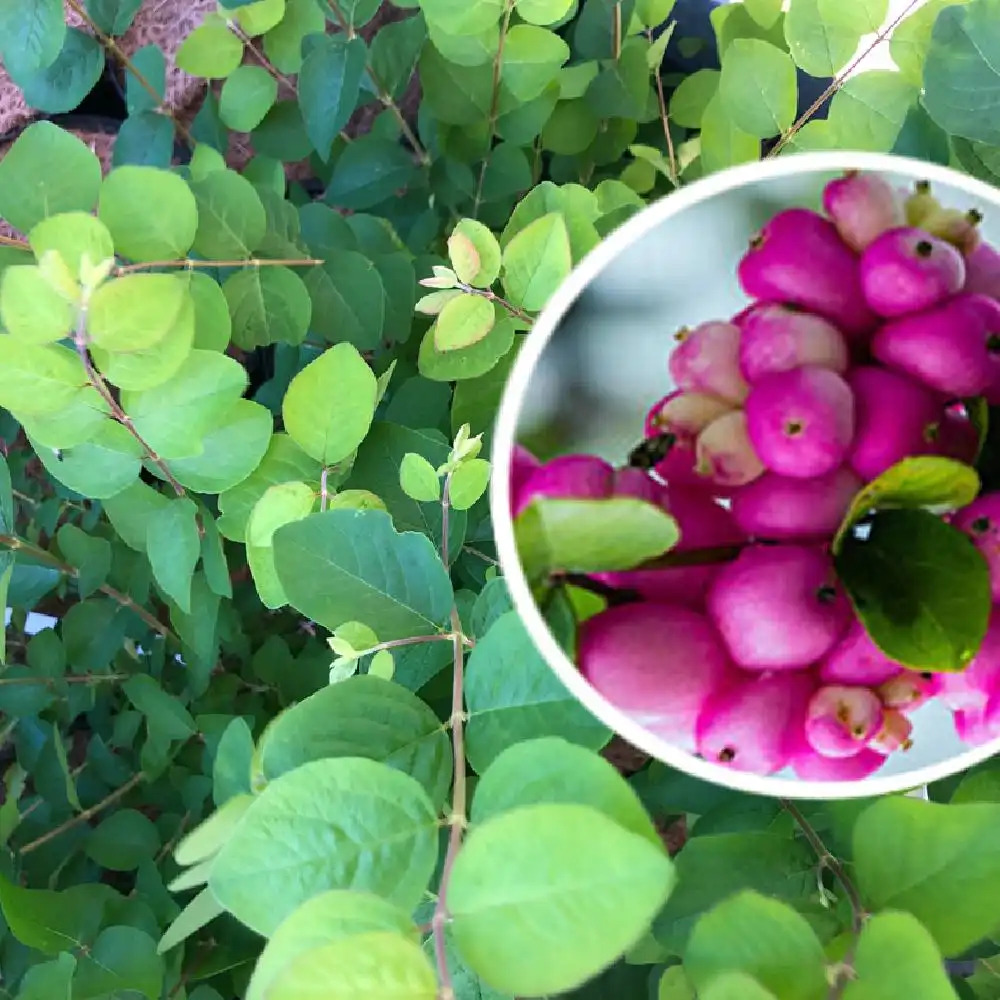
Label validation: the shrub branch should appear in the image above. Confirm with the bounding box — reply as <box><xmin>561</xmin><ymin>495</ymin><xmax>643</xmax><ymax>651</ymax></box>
<box><xmin>473</xmin><ymin>0</ymin><xmax>515</xmax><ymax>217</ymax></box>
<box><xmin>114</xmin><ymin>256</ymin><xmax>323</xmax><ymax>275</ymax></box>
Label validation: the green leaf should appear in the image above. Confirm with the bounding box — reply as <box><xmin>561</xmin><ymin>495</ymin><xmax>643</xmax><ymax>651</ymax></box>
<box><xmin>0</xmin><ymin>0</ymin><xmax>65</xmax><ymax>77</ymax></box>
<box><xmin>189</xmin><ymin>271</ymin><xmax>233</xmax><ymax>351</ymax></box>
<box><xmin>0</xmin><ymin>121</ymin><xmax>101</xmax><ymax>235</ymax></box>
<box><xmin>97</xmin><ymin>165</ymin><xmax>198</xmax><ymax>262</ymax></box>
<box><xmin>420</xmin><ymin>0</ymin><xmax>504</xmax><ymax>33</ymax></box>
<box><xmin>56</xmin><ymin>523</ymin><xmax>111</xmax><ymax>598</ymax></box>
<box><xmin>16</xmin><ymin>953</ymin><xmax>76</xmax><ymax>1000</ymax></box>
<box><xmin>501</xmin><ymin>25</ymin><xmax>570</xmax><ymax>102</ymax></box>
<box><xmin>263</xmin><ymin>0</ymin><xmax>326</xmax><ymax>73</ymax></box>
<box><xmin>219</xmin><ymin>65</ymin><xmax>279</xmax><ymax>132</ymax></box>
<box><xmin>176</xmin><ymin>14</ymin><xmax>245</xmax><ymax>78</ymax></box>
<box><xmin>699</xmin><ymin>93</ymin><xmax>761</xmax><ymax>172</ymax></box>
<box><xmin>282</xmin><ymin>343</ymin><xmax>379</xmax><ymax>465</ymax></box>
<box><xmin>0</xmin><ymin>266</ymin><xmax>73</xmax><ymax>344</ymax></box>
<box><xmin>175</xmin><ymin>793</ymin><xmax>254</xmax><ymax>867</ymax></box>
<box><xmin>213</xmin><ymin>717</ymin><xmax>254</xmax><ymax>806</ymax></box>
<box><xmin>826</xmin><ymin>70</ymin><xmax>918</xmax><ymax>151</ymax></box>
<box><xmin>891</xmin><ymin>103</ymin><xmax>952</xmax><ymax>165</ymax></box>
<box><xmin>255</xmin><ymin>674</ymin><xmax>453</xmax><ymax>808</ymax></box>
<box><xmin>157</xmin><ymin>888</ymin><xmax>225</xmax><ymax>955</ymax></box>
<box><xmin>835</xmin><ymin>508</ymin><xmax>991</xmax><ymax>672</ymax></box>
<box><xmin>189</xmin><ymin>169</ymin><xmax>267</xmax><ymax>259</ymax></box>
<box><xmin>85</xmin><ymin>810</ymin><xmax>161</xmax><ymax>872</ymax></box>
<box><xmin>272</xmin><ymin>508</ymin><xmax>453</xmax><ymax>638</ymax></box>
<box><xmin>124</xmin><ymin>43</ymin><xmax>165</xmax><ymax>114</ymax></box>
<box><xmin>302</xmin><ymin>252</ymin><xmax>386</xmax><ymax>349</ymax></box>
<box><xmin>233</xmin><ymin>0</ymin><xmax>286</xmax><ymax>34</ymax></box>
<box><xmin>29</xmin><ymin>212</ymin><xmax>114</xmax><ymax>275</ymax></box>
<box><xmin>419</xmin><ymin>314</ymin><xmax>516</xmax><ymax>383</ymax></box>
<box><xmin>449</xmin><ymin>457</ymin><xmax>490</xmax><ymax>510</ymax></box>
<box><xmin>501</xmin><ymin>212</ymin><xmax>572</xmax><ymax>312</ymax></box>
<box><xmin>324</xmin><ymin>135</ymin><xmax>419</xmax><ymax>211</ymax></box>
<box><xmin>719</xmin><ymin>39</ymin><xmax>796</xmax><ymax>138</ymax></box>
<box><xmin>209</xmin><ymin>757</ymin><xmax>438</xmax><ymax>936</ymax></box>
<box><xmin>146</xmin><ymin>497</ymin><xmax>201</xmax><ymax>613</ymax></box>
<box><xmin>700</xmin><ymin>974</ymin><xmax>780</xmax><ymax>1000</ymax></box>
<box><xmin>783</xmin><ymin>0</ymin><xmax>888</xmax><ymax>77</ymax></box>
<box><xmin>670</xmin><ymin>68</ymin><xmax>721</xmax><ymax>128</ymax></box>
<box><xmin>0</xmin><ymin>338</ymin><xmax>84</xmax><ymax>417</ymax></box>
<box><xmin>833</xmin><ymin>456</ymin><xmax>979</xmax><ymax>552</ymax></box>
<box><xmin>12</xmin><ymin>29</ymin><xmax>105</xmax><ymax>115</ymax></box>
<box><xmin>890</xmin><ymin>0</ymin><xmax>966</xmax><ymax>88</ymax></box>
<box><xmin>298</xmin><ymin>35</ymin><xmax>368</xmax><ymax>160</ymax></box>
<box><xmin>448</xmin><ymin>220</ymin><xmax>502</xmax><ymax>288</ymax></box>
<box><xmin>85</xmin><ymin>0</ymin><xmax>144</xmax><ymax>35</ymax></box>
<box><xmin>223</xmin><ymin>265</ymin><xmax>312</xmax><ymax>349</ymax></box>
<box><xmin>72</xmin><ymin>926</ymin><xmax>164</xmax><ymax>999</ymax></box>
<box><xmin>30</xmin><ymin>422</ymin><xmax>143</xmax><ymax>500</ymax></box>
<box><xmin>434</xmin><ymin>295</ymin><xmax>496</xmax><ymax>352</ymax></box>
<box><xmin>842</xmin><ymin>911</ymin><xmax>958</xmax><ymax>1000</ymax></box>
<box><xmin>124</xmin><ymin>674</ymin><xmax>196</xmax><ymax>740</ymax></box>
<box><xmin>636</xmin><ymin>0</ymin><xmax>677</xmax><ymax>27</ymax></box>
<box><xmin>400</xmin><ymin>452</ymin><xmax>442</xmax><ymax>502</ymax></box>
<box><xmin>87</xmin><ymin>273</ymin><xmax>189</xmax><ymax>351</ymax></box>
<box><xmin>113</xmin><ymin>110</ymin><xmax>175</xmax><ymax>169</ymax></box>
<box><xmin>684</xmin><ymin>891</ymin><xmax>827</xmax><ymax>1000</ymax></box>
<box><xmin>855</xmin><ymin>797</ymin><xmax>1000</xmax><ymax>956</ymax></box>
<box><xmin>465</xmin><ymin>611</ymin><xmax>611</xmax><ymax>773</ymax></box>
<box><xmin>449</xmin><ymin>802</ymin><xmax>676</xmax><ymax>996</ymax></box>
<box><xmin>246</xmin><ymin>481</ymin><xmax>317</xmax><ymax>608</ymax></box>
<box><xmin>743</xmin><ymin>0</ymin><xmax>781</xmax><ymax>28</ymax></box>
<box><xmin>471</xmin><ymin>737</ymin><xmax>661</xmax><ymax>847</ymax></box>
<box><xmin>246</xmin><ymin>891</ymin><xmax>421</xmax><ymax>1000</ymax></box>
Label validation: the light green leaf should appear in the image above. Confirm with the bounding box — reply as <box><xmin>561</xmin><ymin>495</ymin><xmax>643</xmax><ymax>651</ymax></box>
<box><xmin>826</xmin><ymin>70</ymin><xmax>918</xmax><ymax>151</ymax></box>
<box><xmin>0</xmin><ymin>122</ymin><xmax>102</xmax><ymax>235</ymax></box>
<box><xmin>418</xmin><ymin>314</ymin><xmax>516</xmax><ymax>383</ymax></box>
<box><xmin>85</xmin><ymin>810</ymin><xmax>161</xmax><ymax>872</ymax></box>
<box><xmin>700</xmin><ymin>973</ymin><xmax>780</xmax><ymax>1000</ymax></box>
<box><xmin>175</xmin><ymin>793</ymin><xmax>254</xmax><ymax>867</ymax></box>
<box><xmin>246</xmin><ymin>481</ymin><xmax>317</xmax><ymax>608</ymax></box>
<box><xmin>833</xmin><ymin>456</ymin><xmax>979</xmax><ymax>552</ymax></box>
<box><xmin>263</xmin><ymin>0</ymin><xmax>326</xmax><ymax>73</ymax></box>
<box><xmin>783</xmin><ymin>0</ymin><xmax>888</xmax><ymax>77</ymax></box>
<box><xmin>400</xmin><ymin>452</ymin><xmax>442</xmax><ymax>502</ymax></box>
<box><xmin>501</xmin><ymin>212</ymin><xmax>572</xmax><ymax>312</ymax></box>
<box><xmin>282</xmin><ymin>343</ymin><xmax>379</xmax><ymax>466</ymax></box>
<box><xmin>449</xmin><ymin>803</ymin><xmax>676</xmax><ymax>996</ymax></box>
<box><xmin>719</xmin><ymin>39</ymin><xmax>796</xmax><ymax>137</ymax></box>
<box><xmin>684</xmin><ymin>891</ymin><xmax>827</xmax><ymax>1000</ymax></box>
<box><xmin>146</xmin><ymin>497</ymin><xmax>201</xmax><ymax>613</ymax></box>
<box><xmin>255</xmin><ymin>674</ymin><xmax>453</xmax><ymax>808</ymax></box>
<box><xmin>56</xmin><ymin>523</ymin><xmax>111</xmax><ymax>598</ymax></box>
<box><xmin>501</xmin><ymin>25</ymin><xmax>570</xmax><ymax>102</ymax></box>
<box><xmin>0</xmin><ymin>338</ymin><xmax>84</xmax><ymax>417</ymax></box>
<box><xmin>699</xmin><ymin>93</ymin><xmax>761</xmax><ymax>173</ymax></box>
<box><xmin>213</xmin><ymin>716</ymin><xmax>254</xmax><ymax>806</ymax></box>
<box><xmin>0</xmin><ymin>266</ymin><xmax>74</xmax><ymax>343</ymax></box>
<box><xmin>190</xmin><ymin>270</ymin><xmax>233</xmax><ymax>351</ymax></box>
<box><xmin>272</xmin><ymin>508</ymin><xmax>454</xmax><ymax>638</ymax></box>
<box><xmin>176</xmin><ymin>14</ymin><xmax>245</xmax><ymax>78</ymax></box>
<box><xmin>670</xmin><ymin>69</ymin><xmax>720</xmax><ymax>128</ymax></box>
<box><xmin>87</xmin><ymin>273</ymin><xmax>189</xmax><ymax>351</ymax></box>
<box><xmin>514</xmin><ymin>0</ymin><xmax>574</xmax><ymax>26</ymax></box>
<box><xmin>220</xmin><ymin>65</ymin><xmax>278</xmax><ymax>132</ymax></box>
<box><xmin>298</xmin><ymin>35</ymin><xmax>368</xmax><ymax>160</ymax></box>
<box><xmin>209</xmin><ymin>757</ymin><xmax>439</xmax><ymax>936</ymax></box>
<box><xmin>448</xmin><ymin>458</ymin><xmax>490</xmax><ymax>510</ymax></box>
<box><xmin>853</xmin><ymin>797</ymin><xmax>1000</xmax><ymax>957</ymax></box>
<box><xmin>891</xmin><ymin>0</ymin><xmax>967</xmax><ymax>89</ymax></box>
<box><xmin>223</xmin><ymin>265</ymin><xmax>312</xmax><ymax>348</ymax></box>
<box><xmin>29</xmin><ymin>422</ymin><xmax>143</xmax><ymax>500</ymax></box>
<box><xmin>448</xmin><ymin>220</ymin><xmax>502</xmax><ymax>287</ymax></box>
<box><xmin>189</xmin><ymin>169</ymin><xmax>267</xmax><ymax>259</ymax></box>
<box><xmin>102</xmin><ymin>479</ymin><xmax>171</xmax><ymax>551</ymax></box>
<box><xmin>464</xmin><ymin>612</ymin><xmax>611</xmax><ymax>773</ymax></box>
<box><xmin>29</xmin><ymin>212</ymin><xmax>114</xmax><ymax>275</ymax></box>
<box><xmin>835</xmin><ymin>508</ymin><xmax>991</xmax><ymax>672</ymax></box>
<box><xmin>98</xmin><ymin>165</ymin><xmax>199</xmax><ymax>261</ymax></box>
<box><xmin>420</xmin><ymin>0</ymin><xmax>504</xmax><ymax>33</ymax></box>
<box><xmin>156</xmin><ymin>888</ymin><xmax>225</xmax><ymax>955</ymax></box>
<box><xmin>744</xmin><ymin>0</ymin><xmax>782</xmax><ymax>28</ymax></box>
<box><xmin>434</xmin><ymin>295</ymin><xmax>496</xmax><ymax>352</ymax></box>
<box><xmin>234</xmin><ymin>0</ymin><xmax>286</xmax><ymax>35</ymax></box>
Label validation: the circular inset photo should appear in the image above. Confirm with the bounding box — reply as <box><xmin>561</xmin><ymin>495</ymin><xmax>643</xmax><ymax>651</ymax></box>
<box><xmin>491</xmin><ymin>150</ymin><xmax>1000</xmax><ymax>799</ymax></box>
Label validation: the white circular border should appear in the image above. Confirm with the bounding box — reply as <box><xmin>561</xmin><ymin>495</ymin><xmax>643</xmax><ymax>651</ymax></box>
<box><xmin>490</xmin><ymin>149</ymin><xmax>1000</xmax><ymax>801</ymax></box>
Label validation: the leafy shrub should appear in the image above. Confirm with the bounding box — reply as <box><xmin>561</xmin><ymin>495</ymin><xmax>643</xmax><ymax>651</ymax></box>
<box><xmin>0</xmin><ymin>0</ymin><xmax>999</xmax><ymax>998</ymax></box>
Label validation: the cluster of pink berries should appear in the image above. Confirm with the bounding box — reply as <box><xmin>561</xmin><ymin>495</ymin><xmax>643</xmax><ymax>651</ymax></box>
<box><xmin>511</xmin><ymin>170</ymin><xmax>1000</xmax><ymax>780</ymax></box>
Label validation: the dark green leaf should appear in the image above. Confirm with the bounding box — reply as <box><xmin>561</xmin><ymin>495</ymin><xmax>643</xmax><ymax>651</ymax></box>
<box><xmin>298</xmin><ymin>36</ymin><xmax>368</xmax><ymax>160</ymax></box>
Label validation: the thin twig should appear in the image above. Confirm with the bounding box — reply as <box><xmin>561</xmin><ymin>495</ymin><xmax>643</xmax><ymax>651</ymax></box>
<box><xmin>612</xmin><ymin>3</ymin><xmax>623</xmax><ymax>61</ymax></box>
<box><xmin>462</xmin><ymin>545</ymin><xmax>499</xmax><ymax>566</ymax></box>
<box><xmin>320</xmin><ymin>467</ymin><xmax>330</xmax><ymax>512</ymax></box>
<box><xmin>115</xmin><ymin>256</ymin><xmax>323</xmax><ymax>276</ymax></box>
<box><xmin>0</xmin><ymin>533</ymin><xmax>176</xmax><ymax>640</ymax></box>
<box><xmin>646</xmin><ymin>29</ymin><xmax>678</xmax><ymax>184</ymax></box>
<box><xmin>458</xmin><ymin>283</ymin><xmax>533</xmax><ymax>325</ymax></box>
<box><xmin>73</xmin><ymin>310</ymin><xmax>186</xmax><ymax>497</ymax></box>
<box><xmin>768</xmin><ymin>0</ymin><xmax>924</xmax><ymax>158</ymax></box>
<box><xmin>64</xmin><ymin>0</ymin><xmax>195</xmax><ymax>149</ymax></box>
<box><xmin>0</xmin><ymin>235</ymin><xmax>29</xmax><ymax>250</ymax></box>
<box><xmin>473</xmin><ymin>0</ymin><xmax>515</xmax><ymax>217</ymax></box>
<box><xmin>0</xmin><ymin>672</ymin><xmax>129</xmax><ymax>687</ymax></box>
<box><xmin>19</xmin><ymin>772</ymin><xmax>146</xmax><ymax>855</ymax></box>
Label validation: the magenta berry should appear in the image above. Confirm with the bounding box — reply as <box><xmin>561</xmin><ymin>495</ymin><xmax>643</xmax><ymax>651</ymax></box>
<box><xmin>512</xmin><ymin>454</ymin><xmax>614</xmax><ymax>517</ymax></box>
<box><xmin>954</xmin><ymin>699</ymin><xmax>1000</xmax><ymax>746</ymax></box>
<box><xmin>730</xmin><ymin>466</ymin><xmax>862</xmax><ymax>542</ymax></box>
<box><xmin>953</xmin><ymin>494</ymin><xmax>1000</xmax><ymax>602</ymax></box>
<box><xmin>695</xmin><ymin>409</ymin><xmax>766</xmax><ymax>488</ymax></box>
<box><xmin>964</xmin><ymin>240</ymin><xmax>1000</xmax><ymax>299</ymax></box>
<box><xmin>669</xmin><ymin>321</ymin><xmax>749</xmax><ymax>404</ymax></box>
<box><xmin>695</xmin><ymin>670</ymin><xmax>815</xmax><ymax>775</ymax></box>
<box><xmin>822</xmin><ymin>170</ymin><xmax>906</xmax><ymax>253</ymax></box>
<box><xmin>737</xmin><ymin>208</ymin><xmax>878</xmax><ymax>340</ymax></box>
<box><xmin>737</xmin><ymin>303</ymin><xmax>849</xmax><ymax>384</ymax></box>
<box><xmin>804</xmin><ymin>684</ymin><xmax>884</xmax><ymax>758</ymax></box>
<box><xmin>860</xmin><ymin>227</ymin><xmax>966</xmax><ymax>317</ymax></box>
<box><xmin>789</xmin><ymin>745</ymin><xmax>885</xmax><ymax>780</ymax></box>
<box><xmin>706</xmin><ymin>544</ymin><xmax>850</xmax><ymax>671</ymax></box>
<box><xmin>510</xmin><ymin>444</ymin><xmax>542</xmax><ymax>517</ymax></box>
<box><xmin>928</xmin><ymin>406</ymin><xmax>980</xmax><ymax>465</ymax></box>
<box><xmin>578</xmin><ymin>603</ymin><xmax>739</xmax><ymax>751</ymax></box>
<box><xmin>872</xmin><ymin>293</ymin><xmax>1000</xmax><ymax>398</ymax></box>
<box><xmin>846</xmin><ymin>366</ymin><xmax>943</xmax><ymax>481</ymax></box>
<box><xmin>744</xmin><ymin>366</ymin><xmax>855</xmax><ymax>479</ymax></box>
<box><xmin>935</xmin><ymin>609</ymin><xmax>1000</xmax><ymax>713</ymax></box>
<box><xmin>869</xmin><ymin>708</ymin><xmax>914</xmax><ymax>755</ymax></box>
<box><xmin>819</xmin><ymin>619</ymin><xmax>902</xmax><ymax>687</ymax></box>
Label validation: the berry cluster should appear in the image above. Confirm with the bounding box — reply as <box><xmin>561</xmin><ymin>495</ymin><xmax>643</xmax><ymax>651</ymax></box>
<box><xmin>511</xmin><ymin>170</ymin><xmax>1000</xmax><ymax>780</ymax></box>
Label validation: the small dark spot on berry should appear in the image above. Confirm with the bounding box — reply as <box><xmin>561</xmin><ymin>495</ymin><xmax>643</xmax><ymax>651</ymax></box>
<box><xmin>921</xmin><ymin>672</ymin><xmax>933</xmax><ymax>681</ymax></box>
<box><xmin>785</xmin><ymin>420</ymin><xmax>804</xmax><ymax>436</ymax></box>
<box><xmin>816</xmin><ymin>585</ymin><xmax>838</xmax><ymax>604</ymax></box>
<box><xmin>915</xmin><ymin>239</ymin><xmax>934</xmax><ymax>258</ymax></box>
<box><xmin>986</xmin><ymin>334</ymin><xmax>1000</xmax><ymax>354</ymax></box>
<box><xmin>969</xmin><ymin>209</ymin><xmax>984</xmax><ymax>225</ymax></box>
<box><xmin>718</xmin><ymin>746</ymin><xmax>736</xmax><ymax>763</ymax></box>
<box><xmin>749</xmin><ymin>234</ymin><xmax>765</xmax><ymax>251</ymax></box>
<box><xmin>971</xmin><ymin>516</ymin><xmax>991</xmax><ymax>534</ymax></box>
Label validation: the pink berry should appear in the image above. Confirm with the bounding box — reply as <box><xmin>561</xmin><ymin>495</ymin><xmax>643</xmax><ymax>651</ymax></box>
<box><xmin>868</xmin><ymin>708</ymin><xmax>914</xmax><ymax>755</ymax></box>
<box><xmin>860</xmin><ymin>227</ymin><xmax>966</xmax><ymax>317</ymax></box>
<box><xmin>706</xmin><ymin>544</ymin><xmax>850</xmax><ymax>670</ymax></box>
<box><xmin>846</xmin><ymin>366</ymin><xmax>943</xmax><ymax>482</ymax></box>
<box><xmin>513</xmin><ymin>454</ymin><xmax>614</xmax><ymax>517</ymax></box>
<box><xmin>737</xmin><ymin>303</ymin><xmax>849</xmax><ymax>384</ymax></box>
<box><xmin>695</xmin><ymin>410</ymin><xmax>765</xmax><ymax>488</ymax></box>
<box><xmin>695</xmin><ymin>670</ymin><xmax>816</xmax><ymax>775</ymax></box>
<box><xmin>744</xmin><ymin>367</ymin><xmax>855</xmax><ymax>479</ymax></box>
<box><xmin>578</xmin><ymin>603</ymin><xmax>739</xmax><ymax>752</ymax></box>
<box><xmin>737</xmin><ymin>208</ymin><xmax>878</xmax><ymax>340</ymax></box>
<box><xmin>789</xmin><ymin>745</ymin><xmax>885</xmax><ymax>780</ymax></box>
<box><xmin>872</xmin><ymin>293</ymin><xmax>1000</xmax><ymax>398</ymax></box>
<box><xmin>820</xmin><ymin>619</ymin><xmax>903</xmax><ymax>687</ymax></box>
<box><xmin>927</xmin><ymin>405</ymin><xmax>980</xmax><ymax>465</ymax></box>
<box><xmin>595</xmin><ymin>487</ymin><xmax>744</xmax><ymax>608</ymax></box>
<box><xmin>822</xmin><ymin>170</ymin><xmax>906</xmax><ymax>253</ymax></box>
<box><xmin>877</xmin><ymin>671</ymin><xmax>940</xmax><ymax>713</ymax></box>
<box><xmin>954</xmin><ymin>698</ymin><xmax>1000</xmax><ymax>746</ymax></box>
<box><xmin>935</xmin><ymin>608</ymin><xmax>1000</xmax><ymax>713</ymax></box>
<box><xmin>730</xmin><ymin>466</ymin><xmax>861</xmax><ymax>542</ymax></box>
<box><xmin>804</xmin><ymin>684</ymin><xmax>884</xmax><ymax>758</ymax></box>
<box><xmin>964</xmin><ymin>240</ymin><xmax>1000</xmax><ymax>299</ymax></box>
<box><xmin>510</xmin><ymin>445</ymin><xmax>542</xmax><ymax>517</ymax></box>
<box><xmin>953</xmin><ymin>494</ymin><xmax>1000</xmax><ymax>602</ymax></box>
<box><xmin>669</xmin><ymin>321</ymin><xmax>749</xmax><ymax>404</ymax></box>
